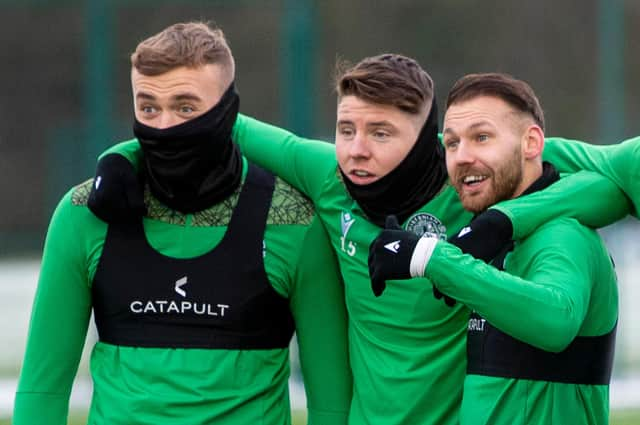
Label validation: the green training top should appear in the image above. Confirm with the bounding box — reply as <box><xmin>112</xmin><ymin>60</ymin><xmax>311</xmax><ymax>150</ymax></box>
<box><xmin>421</xmin><ymin>217</ymin><xmax>618</xmax><ymax>425</ymax></box>
<box><xmin>94</xmin><ymin>117</ymin><xmax>613</xmax><ymax>425</ymax></box>
<box><xmin>493</xmin><ymin>137</ymin><xmax>636</xmax><ymax>239</ymax></box>
<box><xmin>13</xmin><ymin>157</ymin><xmax>352</xmax><ymax>425</ymax></box>
<box><xmin>232</xmin><ymin>115</ymin><xmax>475</xmax><ymax>425</ymax></box>
<box><xmin>98</xmin><ymin>117</ymin><xmax>473</xmax><ymax>424</ymax></box>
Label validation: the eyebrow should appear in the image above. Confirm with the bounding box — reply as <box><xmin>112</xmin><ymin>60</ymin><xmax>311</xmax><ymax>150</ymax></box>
<box><xmin>366</xmin><ymin>121</ymin><xmax>395</xmax><ymax>128</ymax></box>
<box><xmin>443</xmin><ymin>120</ymin><xmax>493</xmax><ymax>135</ymax></box>
<box><xmin>172</xmin><ymin>93</ymin><xmax>203</xmax><ymax>102</ymax></box>
<box><xmin>135</xmin><ymin>92</ymin><xmax>156</xmax><ymax>101</ymax></box>
<box><xmin>135</xmin><ymin>91</ymin><xmax>203</xmax><ymax>103</ymax></box>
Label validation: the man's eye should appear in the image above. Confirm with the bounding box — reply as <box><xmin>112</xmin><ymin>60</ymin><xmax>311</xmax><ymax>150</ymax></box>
<box><xmin>477</xmin><ymin>134</ymin><xmax>489</xmax><ymax>142</ymax></box>
<box><xmin>339</xmin><ymin>127</ymin><xmax>354</xmax><ymax>137</ymax></box>
<box><xmin>373</xmin><ymin>131</ymin><xmax>389</xmax><ymax>139</ymax></box>
<box><xmin>141</xmin><ymin>105</ymin><xmax>156</xmax><ymax>114</ymax></box>
<box><xmin>444</xmin><ymin>139</ymin><xmax>459</xmax><ymax>149</ymax></box>
<box><xmin>179</xmin><ymin>105</ymin><xmax>195</xmax><ymax>114</ymax></box>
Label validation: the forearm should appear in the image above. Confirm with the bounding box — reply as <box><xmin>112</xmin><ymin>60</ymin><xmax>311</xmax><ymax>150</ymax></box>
<box><xmin>542</xmin><ymin>137</ymin><xmax>612</xmax><ymax>173</ymax></box>
<box><xmin>493</xmin><ymin>171</ymin><xmax>630</xmax><ymax>239</ymax></box>
<box><xmin>424</xmin><ymin>241</ymin><xmax>583</xmax><ymax>352</ymax></box>
<box><xmin>544</xmin><ymin>136</ymin><xmax>640</xmax><ymax>217</ymax></box>
<box><xmin>232</xmin><ymin>114</ymin><xmax>335</xmax><ymax>199</ymax></box>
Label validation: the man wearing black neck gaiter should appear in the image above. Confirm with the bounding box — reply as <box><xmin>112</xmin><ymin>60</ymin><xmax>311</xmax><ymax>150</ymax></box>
<box><xmin>86</xmin><ymin>53</ymin><xmax>474</xmax><ymax>425</ymax></box>
<box><xmin>368</xmin><ymin>73</ymin><xmax>618</xmax><ymax>425</ymax></box>
<box><xmin>13</xmin><ymin>21</ymin><xmax>352</xmax><ymax>425</ymax></box>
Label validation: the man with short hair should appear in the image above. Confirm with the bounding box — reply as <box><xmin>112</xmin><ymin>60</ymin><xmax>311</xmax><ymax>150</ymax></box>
<box><xmin>13</xmin><ymin>22</ymin><xmax>351</xmax><ymax>425</ymax></box>
<box><xmin>474</xmin><ymin>135</ymin><xmax>639</xmax><ymax>242</ymax></box>
<box><xmin>93</xmin><ymin>52</ymin><xmax>474</xmax><ymax>425</ymax></box>
<box><xmin>88</xmin><ymin>54</ymin><xmax>626</xmax><ymax>424</ymax></box>
<box><xmin>368</xmin><ymin>73</ymin><xmax>618</xmax><ymax>424</ymax></box>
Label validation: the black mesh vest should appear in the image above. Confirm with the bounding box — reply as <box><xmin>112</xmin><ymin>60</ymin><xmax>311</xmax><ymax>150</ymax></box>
<box><xmin>466</xmin><ymin>163</ymin><xmax>616</xmax><ymax>384</ymax></box>
<box><xmin>92</xmin><ymin>164</ymin><xmax>295</xmax><ymax>349</ymax></box>
<box><xmin>466</xmin><ymin>238</ymin><xmax>616</xmax><ymax>386</ymax></box>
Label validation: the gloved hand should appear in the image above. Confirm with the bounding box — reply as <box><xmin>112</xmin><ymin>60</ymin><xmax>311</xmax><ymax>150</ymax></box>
<box><xmin>449</xmin><ymin>209</ymin><xmax>513</xmax><ymax>263</ymax></box>
<box><xmin>433</xmin><ymin>209</ymin><xmax>514</xmax><ymax>306</ymax></box>
<box><xmin>88</xmin><ymin>153</ymin><xmax>146</xmax><ymax>223</ymax></box>
<box><xmin>368</xmin><ymin>215</ymin><xmax>420</xmax><ymax>297</ymax></box>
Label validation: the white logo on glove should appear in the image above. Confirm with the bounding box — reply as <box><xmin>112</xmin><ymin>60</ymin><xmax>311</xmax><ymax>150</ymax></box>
<box><xmin>384</xmin><ymin>240</ymin><xmax>401</xmax><ymax>254</ymax></box>
<box><xmin>458</xmin><ymin>226</ymin><xmax>472</xmax><ymax>237</ymax></box>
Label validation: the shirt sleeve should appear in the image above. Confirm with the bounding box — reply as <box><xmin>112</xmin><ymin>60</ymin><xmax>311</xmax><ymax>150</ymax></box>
<box><xmin>289</xmin><ymin>216</ymin><xmax>352</xmax><ymax>425</ymax></box>
<box><xmin>423</xmin><ymin>221</ymin><xmax>598</xmax><ymax>353</ymax></box>
<box><xmin>13</xmin><ymin>190</ymin><xmax>105</xmax><ymax>425</ymax></box>
<box><xmin>544</xmin><ymin>136</ymin><xmax>640</xmax><ymax>217</ymax></box>
<box><xmin>492</xmin><ymin>170</ymin><xmax>630</xmax><ymax>239</ymax></box>
<box><xmin>99</xmin><ymin>138</ymin><xmax>143</xmax><ymax>169</ymax></box>
<box><xmin>232</xmin><ymin>114</ymin><xmax>337</xmax><ymax>202</ymax></box>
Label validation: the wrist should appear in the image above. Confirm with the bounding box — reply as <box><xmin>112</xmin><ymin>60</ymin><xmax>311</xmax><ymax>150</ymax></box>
<box><xmin>409</xmin><ymin>236</ymin><xmax>438</xmax><ymax>278</ymax></box>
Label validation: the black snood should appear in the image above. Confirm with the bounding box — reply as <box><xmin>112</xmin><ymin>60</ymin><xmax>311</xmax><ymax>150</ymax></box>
<box><xmin>341</xmin><ymin>98</ymin><xmax>447</xmax><ymax>227</ymax></box>
<box><xmin>134</xmin><ymin>83</ymin><xmax>242</xmax><ymax>213</ymax></box>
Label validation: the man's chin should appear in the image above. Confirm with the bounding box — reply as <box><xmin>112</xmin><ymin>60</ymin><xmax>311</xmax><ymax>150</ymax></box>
<box><xmin>460</xmin><ymin>194</ymin><xmax>492</xmax><ymax>214</ymax></box>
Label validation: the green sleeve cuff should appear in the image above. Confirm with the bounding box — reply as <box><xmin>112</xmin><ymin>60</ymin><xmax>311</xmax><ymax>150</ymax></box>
<box><xmin>13</xmin><ymin>391</ymin><xmax>70</xmax><ymax>425</ymax></box>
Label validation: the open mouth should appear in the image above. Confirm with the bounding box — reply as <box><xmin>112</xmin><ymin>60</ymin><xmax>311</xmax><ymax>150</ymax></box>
<box><xmin>348</xmin><ymin>169</ymin><xmax>377</xmax><ymax>184</ymax></box>
<box><xmin>460</xmin><ymin>174</ymin><xmax>489</xmax><ymax>190</ymax></box>
<box><xmin>352</xmin><ymin>170</ymin><xmax>372</xmax><ymax>177</ymax></box>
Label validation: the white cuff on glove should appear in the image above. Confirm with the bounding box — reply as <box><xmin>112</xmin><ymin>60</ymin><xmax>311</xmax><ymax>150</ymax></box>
<box><xmin>409</xmin><ymin>236</ymin><xmax>438</xmax><ymax>278</ymax></box>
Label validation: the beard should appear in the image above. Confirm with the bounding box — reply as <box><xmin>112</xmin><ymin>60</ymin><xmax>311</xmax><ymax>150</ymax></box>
<box><xmin>454</xmin><ymin>146</ymin><xmax>523</xmax><ymax>213</ymax></box>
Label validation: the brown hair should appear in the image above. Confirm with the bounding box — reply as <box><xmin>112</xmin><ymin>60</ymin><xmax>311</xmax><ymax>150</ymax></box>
<box><xmin>131</xmin><ymin>22</ymin><xmax>235</xmax><ymax>80</ymax></box>
<box><xmin>446</xmin><ymin>73</ymin><xmax>545</xmax><ymax>130</ymax></box>
<box><xmin>335</xmin><ymin>54</ymin><xmax>434</xmax><ymax>115</ymax></box>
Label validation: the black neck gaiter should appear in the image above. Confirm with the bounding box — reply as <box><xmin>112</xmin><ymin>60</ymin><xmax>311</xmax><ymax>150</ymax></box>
<box><xmin>519</xmin><ymin>161</ymin><xmax>560</xmax><ymax>197</ymax></box>
<box><xmin>134</xmin><ymin>83</ymin><xmax>242</xmax><ymax>213</ymax></box>
<box><xmin>340</xmin><ymin>98</ymin><xmax>447</xmax><ymax>227</ymax></box>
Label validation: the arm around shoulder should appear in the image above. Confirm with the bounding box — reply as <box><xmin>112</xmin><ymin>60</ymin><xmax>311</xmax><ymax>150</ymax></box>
<box><xmin>233</xmin><ymin>114</ymin><xmax>337</xmax><ymax>200</ymax></box>
<box><xmin>493</xmin><ymin>171</ymin><xmax>630</xmax><ymax>239</ymax></box>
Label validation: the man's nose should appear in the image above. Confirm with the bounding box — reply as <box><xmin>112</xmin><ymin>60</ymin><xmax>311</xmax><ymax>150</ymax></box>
<box><xmin>453</xmin><ymin>141</ymin><xmax>475</xmax><ymax>164</ymax></box>
<box><xmin>349</xmin><ymin>133</ymin><xmax>371</xmax><ymax>158</ymax></box>
<box><xmin>156</xmin><ymin>113</ymin><xmax>182</xmax><ymax>129</ymax></box>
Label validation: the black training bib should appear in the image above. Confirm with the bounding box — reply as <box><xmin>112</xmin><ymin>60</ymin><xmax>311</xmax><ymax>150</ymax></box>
<box><xmin>466</xmin><ymin>243</ymin><xmax>616</xmax><ymax>385</ymax></box>
<box><xmin>92</xmin><ymin>164</ymin><xmax>295</xmax><ymax>349</ymax></box>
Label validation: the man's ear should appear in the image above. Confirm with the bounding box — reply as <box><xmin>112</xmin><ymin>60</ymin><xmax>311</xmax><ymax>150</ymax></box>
<box><xmin>523</xmin><ymin>125</ymin><xmax>544</xmax><ymax>160</ymax></box>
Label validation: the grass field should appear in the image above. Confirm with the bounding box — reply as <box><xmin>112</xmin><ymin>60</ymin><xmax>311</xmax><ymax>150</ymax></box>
<box><xmin>2</xmin><ymin>409</ymin><xmax>639</xmax><ymax>424</ymax></box>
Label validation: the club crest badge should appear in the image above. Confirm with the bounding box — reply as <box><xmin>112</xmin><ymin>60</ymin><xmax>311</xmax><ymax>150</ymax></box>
<box><xmin>405</xmin><ymin>213</ymin><xmax>447</xmax><ymax>239</ymax></box>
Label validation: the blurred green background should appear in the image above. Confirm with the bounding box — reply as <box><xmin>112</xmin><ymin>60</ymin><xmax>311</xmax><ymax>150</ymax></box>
<box><xmin>1</xmin><ymin>0</ymin><xmax>639</xmax><ymax>423</ymax></box>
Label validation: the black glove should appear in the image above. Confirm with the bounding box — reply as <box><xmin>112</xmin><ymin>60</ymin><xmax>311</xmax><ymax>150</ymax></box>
<box><xmin>87</xmin><ymin>153</ymin><xmax>146</xmax><ymax>224</ymax></box>
<box><xmin>368</xmin><ymin>215</ymin><xmax>420</xmax><ymax>297</ymax></box>
<box><xmin>449</xmin><ymin>209</ymin><xmax>513</xmax><ymax>263</ymax></box>
<box><xmin>434</xmin><ymin>209</ymin><xmax>514</xmax><ymax>306</ymax></box>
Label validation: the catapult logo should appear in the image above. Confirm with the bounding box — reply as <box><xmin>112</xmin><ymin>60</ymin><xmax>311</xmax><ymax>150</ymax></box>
<box><xmin>130</xmin><ymin>276</ymin><xmax>230</xmax><ymax>317</ymax></box>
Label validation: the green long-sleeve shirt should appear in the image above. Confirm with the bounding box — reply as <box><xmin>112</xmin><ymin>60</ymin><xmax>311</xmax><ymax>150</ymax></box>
<box><xmin>231</xmin><ymin>115</ymin><xmax>478</xmax><ymax>425</ymax></box>
<box><xmin>494</xmin><ymin>137</ymin><xmax>637</xmax><ymax>239</ymax></box>
<box><xmin>95</xmin><ymin>116</ymin><xmax>624</xmax><ymax>425</ymax></box>
<box><xmin>14</xmin><ymin>157</ymin><xmax>352</xmax><ymax>425</ymax></box>
<box><xmin>98</xmin><ymin>117</ymin><xmax>473</xmax><ymax>424</ymax></box>
<box><xmin>421</xmin><ymin>216</ymin><xmax>618</xmax><ymax>424</ymax></box>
